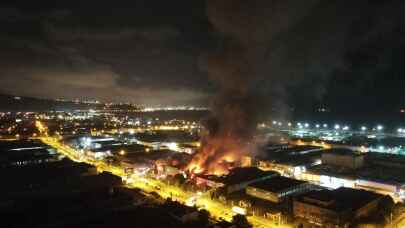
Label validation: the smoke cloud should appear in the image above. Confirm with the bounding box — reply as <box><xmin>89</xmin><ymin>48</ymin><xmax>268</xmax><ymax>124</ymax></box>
<box><xmin>187</xmin><ymin>0</ymin><xmax>320</xmax><ymax>175</ymax></box>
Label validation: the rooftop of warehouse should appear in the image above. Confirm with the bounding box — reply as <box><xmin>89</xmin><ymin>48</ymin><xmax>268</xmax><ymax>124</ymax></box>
<box><xmin>249</xmin><ymin>176</ymin><xmax>308</xmax><ymax>193</ymax></box>
<box><xmin>308</xmin><ymin>162</ymin><xmax>405</xmax><ymax>185</ymax></box>
<box><xmin>297</xmin><ymin>187</ymin><xmax>383</xmax><ymax>212</ymax></box>
<box><xmin>323</xmin><ymin>148</ymin><xmax>364</xmax><ymax>157</ymax></box>
<box><xmin>222</xmin><ymin>167</ymin><xmax>279</xmax><ymax>185</ymax></box>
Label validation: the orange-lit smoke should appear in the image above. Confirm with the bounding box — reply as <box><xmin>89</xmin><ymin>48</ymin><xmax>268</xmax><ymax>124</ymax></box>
<box><xmin>186</xmin><ymin>134</ymin><xmax>252</xmax><ymax>176</ymax></box>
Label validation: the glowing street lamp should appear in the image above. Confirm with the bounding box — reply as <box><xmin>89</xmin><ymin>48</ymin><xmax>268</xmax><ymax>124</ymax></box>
<box><xmin>315</xmin><ymin>124</ymin><xmax>320</xmax><ymax>128</ymax></box>
<box><xmin>323</xmin><ymin>124</ymin><xmax>328</xmax><ymax>128</ymax></box>
<box><xmin>334</xmin><ymin>124</ymin><xmax>340</xmax><ymax>130</ymax></box>
<box><xmin>377</xmin><ymin>125</ymin><xmax>383</xmax><ymax>131</ymax></box>
<box><xmin>304</xmin><ymin>123</ymin><xmax>309</xmax><ymax>128</ymax></box>
<box><xmin>361</xmin><ymin>126</ymin><xmax>367</xmax><ymax>131</ymax></box>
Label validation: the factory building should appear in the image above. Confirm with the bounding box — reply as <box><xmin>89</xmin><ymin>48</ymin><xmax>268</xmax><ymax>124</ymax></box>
<box><xmin>0</xmin><ymin>140</ymin><xmax>60</xmax><ymax>168</ymax></box>
<box><xmin>218</xmin><ymin>176</ymin><xmax>315</xmax><ymax>225</ymax></box>
<box><xmin>195</xmin><ymin>167</ymin><xmax>279</xmax><ymax>192</ymax></box>
<box><xmin>301</xmin><ymin>151</ymin><xmax>405</xmax><ymax>202</ymax></box>
<box><xmin>293</xmin><ymin>187</ymin><xmax>385</xmax><ymax>227</ymax></box>
<box><xmin>257</xmin><ymin>145</ymin><xmax>324</xmax><ymax>178</ymax></box>
<box><xmin>222</xmin><ymin>167</ymin><xmax>279</xmax><ymax>193</ymax></box>
<box><xmin>246</xmin><ymin>176</ymin><xmax>313</xmax><ymax>203</ymax></box>
<box><xmin>195</xmin><ymin>175</ymin><xmax>225</xmax><ymax>189</ymax></box>
<box><xmin>322</xmin><ymin>149</ymin><xmax>365</xmax><ymax>169</ymax></box>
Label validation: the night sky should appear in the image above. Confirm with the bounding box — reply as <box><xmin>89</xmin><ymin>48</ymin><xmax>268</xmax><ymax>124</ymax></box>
<box><xmin>0</xmin><ymin>0</ymin><xmax>404</xmax><ymax>114</ymax></box>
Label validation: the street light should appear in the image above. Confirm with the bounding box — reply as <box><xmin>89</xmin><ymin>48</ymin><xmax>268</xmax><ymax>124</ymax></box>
<box><xmin>361</xmin><ymin>126</ymin><xmax>367</xmax><ymax>131</ymax></box>
<box><xmin>334</xmin><ymin>124</ymin><xmax>340</xmax><ymax>130</ymax></box>
<box><xmin>377</xmin><ymin>125</ymin><xmax>383</xmax><ymax>131</ymax></box>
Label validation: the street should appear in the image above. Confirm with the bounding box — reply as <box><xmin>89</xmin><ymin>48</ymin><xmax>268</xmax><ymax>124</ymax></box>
<box><xmin>40</xmin><ymin>136</ymin><xmax>292</xmax><ymax>228</ymax></box>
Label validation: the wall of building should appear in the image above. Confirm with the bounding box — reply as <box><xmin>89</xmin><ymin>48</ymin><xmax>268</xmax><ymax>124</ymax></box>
<box><xmin>247</xmin><ymin>183</ymin><xmax>312</xmax><ymax>203</ymax></box>
<box><xmin>258</xmin><ymin>161</ymin><xmax>293</xmax><ymax>176</ymax></box>
<box><xmin>300</xmin><ymin>172</ymin><xmax>321</xmax><ymax>184</ymax></box>
<box><xmin>293</xmin><ymin>200</ymin><xmax>341</xmax><ymax>225</ymax></box>
<box><xmin>246</xmin><ymin>187</ymin><xmax>280</xmax><ymax>203</ymax></box>
<box><xmin>322</xmin><ymin>153</ymin><xmax>364</xmax><ymax>169</ymax></box>
<box><xmin>355</xmin><ymin>180</ymin><xmax>398</xmax><ymax>194</ymax></box>
<box><xmin>355</xmin><ymin>197</ymin><xmax>381</xmax><ymax>218</ymax></box>
<box><xmin>319</xmin><ymin>175</ymin><xmax>356</xmax><ymax>189</ymax></box>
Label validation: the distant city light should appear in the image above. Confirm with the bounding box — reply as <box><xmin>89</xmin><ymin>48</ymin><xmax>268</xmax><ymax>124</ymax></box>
<box><xmin>323</xmin><ymin>124</ymin><xmax>328</xmax><ymax>128</ymax></box>
<box><xmin>342</xmin><ymin>126</ymin><xmax>349</xmax><ymax>131</ymax></box>
<box><xmin>272</xmin><ymin>121</ymin><xmax>277</xmax><ymax>125</ymax></box>
<box><xmin>304</xmin><ymin>123</ymin><xmax>309</xmax><ymax>128</ymax></box>
<box><xmin>315</xmin><ymin>124</ymin><xmax>320</xmax><ymax>128</ymax></box>
<box><xmin>334</xmin><ymin>124</ymin><xmax>340</xmax><ymax>130</ymax></box>
<box><xmin>398</xmin><ymin>128</ymin><xmax>403</xmax><ymax>133</ymax></box>
<box><xmin>361</xmin><ymin>126</ymin><xmax>367</xmax><ymax>131</ymax></box>
<box><xmin>288</xmin><ymin>122</ymin><xmax>292</xmax><ymax>127</ymax></box>
<box><xmin>377</xmin><ymin>125</ymin><xmax>383</xmax><ymax>131</ymax></box>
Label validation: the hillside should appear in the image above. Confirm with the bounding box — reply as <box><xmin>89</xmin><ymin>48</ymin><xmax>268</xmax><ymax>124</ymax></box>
<box><xmin>0</xmin><ymin>94</ymin><xmax>103</xmax><ymax>112</ymax></box>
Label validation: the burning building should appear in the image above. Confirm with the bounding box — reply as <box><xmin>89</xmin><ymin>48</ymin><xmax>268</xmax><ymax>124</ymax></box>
<box><xmin>187</xmin><ymin>132</ymin><xmax>255</xmax><ymax>175</ymax></box>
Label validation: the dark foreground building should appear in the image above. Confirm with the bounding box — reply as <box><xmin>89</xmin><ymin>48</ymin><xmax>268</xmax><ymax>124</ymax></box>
<box><xmin>293</xmin><ymin>187</ymin><xmax>387</xmax><ymax>227</ymax></box>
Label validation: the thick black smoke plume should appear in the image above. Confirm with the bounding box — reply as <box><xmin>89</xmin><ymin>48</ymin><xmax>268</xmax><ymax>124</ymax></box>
<box><xmin>187</xmin><ymin>0</ymin><xmax>319</xmax><ymax>174</ymax></box>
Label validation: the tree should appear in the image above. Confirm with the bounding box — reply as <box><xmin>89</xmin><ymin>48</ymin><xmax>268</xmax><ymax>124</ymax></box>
<box><xmin>231</xmin><ymin>214</ymin><xmax>252</xmax><ymax>228</ymax></box>
<box><xmin>183</xmin><ymin>209</ymin><xmax>210</xmax><ymax>228</ymax></box>
<box><xmin>378</xmin><ymin>195</ymin><xmax>395</xmax><ymax>224</ymax></box>
<box><xmin>196</xmin><ymin>209</ymin><xmax>210</xmax><ymax>227</ymax></box>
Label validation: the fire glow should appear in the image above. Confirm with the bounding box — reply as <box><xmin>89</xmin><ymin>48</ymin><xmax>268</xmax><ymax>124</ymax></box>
<box><xmin>186</xmin><ymin>134</ymin><xmax>252</xmax><ymax>176</ymax></box>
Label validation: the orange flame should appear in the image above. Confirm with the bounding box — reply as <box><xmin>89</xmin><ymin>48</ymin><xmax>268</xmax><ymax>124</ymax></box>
<box><xmin>186</xmin><ymin>134</ymin><xmax>251</xmax><ymax>176</ymax></box>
